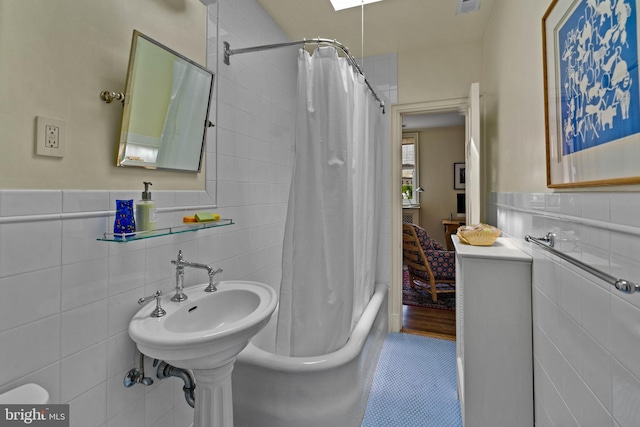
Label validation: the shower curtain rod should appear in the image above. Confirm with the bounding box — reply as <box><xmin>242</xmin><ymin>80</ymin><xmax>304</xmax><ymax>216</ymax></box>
<box><xmin>223</xmin><ymin>38</ymin><xmax>386</xmax><ymax>113</ymax></box>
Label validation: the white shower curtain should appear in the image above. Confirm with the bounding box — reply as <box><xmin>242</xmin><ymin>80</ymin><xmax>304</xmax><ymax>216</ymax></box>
<box><xmin>276</xmin><ymin>46</ymin><xmax>382</xmax><ymax>357</ymax></box>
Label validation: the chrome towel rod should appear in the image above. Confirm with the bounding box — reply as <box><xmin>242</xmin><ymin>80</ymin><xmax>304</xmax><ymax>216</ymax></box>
<box><xmin>223</xmin><ymin>39</ymin><xmax>386</xmax><ymax>113</ymax></box>
<box><xmin>524</xmin><ymin>233</ymin><xmax>639</xmax><ymax>295</ymax></box>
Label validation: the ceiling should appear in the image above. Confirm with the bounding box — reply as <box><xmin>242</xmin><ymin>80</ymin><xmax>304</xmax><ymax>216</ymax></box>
<box><xmin>255</xmin><ymin>0</ymin><xmax>495</xmax><ymax>58</ymax></box>
<box><xmin>402</xmin><ymin>111</ymin><xmax>465</xmax><ymax>130</ymax></box>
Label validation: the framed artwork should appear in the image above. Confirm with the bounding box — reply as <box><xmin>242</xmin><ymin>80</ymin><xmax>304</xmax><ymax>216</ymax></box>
<box><xmin>454</xmin><ymin>162</ymin><xmax>466</xmax><ymax>190</ymax></box>
<box><xmin>543</xmin><ymin>0</ymin><xmax>640</xmax><ymax>187</ymax></box>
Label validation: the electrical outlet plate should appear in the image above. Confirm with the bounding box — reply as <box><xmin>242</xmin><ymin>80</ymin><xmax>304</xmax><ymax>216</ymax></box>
<box><xmin>36</xmin><ymin>116</ymin><xmax>65</xmax><ymax>158</ymax></box>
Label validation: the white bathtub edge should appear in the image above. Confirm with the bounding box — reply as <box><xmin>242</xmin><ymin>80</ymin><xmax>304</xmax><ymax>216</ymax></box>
<box><xmin>236</xmin><ymin>282</ymin><xmax>389</xmax><ymax>371</ymax></box>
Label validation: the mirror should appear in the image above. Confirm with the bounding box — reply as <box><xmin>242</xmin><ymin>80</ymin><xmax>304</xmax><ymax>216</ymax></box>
<box><xmin>116</xmin><ymin>30</ymin><xmax>215</xmax><ymax>172</ymax></box>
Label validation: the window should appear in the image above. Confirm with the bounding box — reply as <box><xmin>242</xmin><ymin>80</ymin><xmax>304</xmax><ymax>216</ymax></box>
<box><xmin>401</xmin><ymin>133</ymin><xmax>419</xmax><ymax>205</ymax></box>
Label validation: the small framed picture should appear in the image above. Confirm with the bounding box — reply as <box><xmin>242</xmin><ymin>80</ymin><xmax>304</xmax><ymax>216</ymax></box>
<box><xmin>454</xmin><ymin>162</ymin><xmax>465</xmax><ymax>190</ymax></box>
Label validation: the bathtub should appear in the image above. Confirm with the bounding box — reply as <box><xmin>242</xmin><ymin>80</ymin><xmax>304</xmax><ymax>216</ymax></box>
<box><xmin>231</xmin><ymin>282</ymin><xmax>389</xmax><ymax>427</ymax></box>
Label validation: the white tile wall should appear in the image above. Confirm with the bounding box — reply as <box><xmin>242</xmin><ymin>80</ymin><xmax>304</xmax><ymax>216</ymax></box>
<box><xmin>0</xmin><ymin>0</ymin><xmax>394</xmax><ymax>426</ymax></box>
<box><xmin>491</xmin><ymin>192</ymin><xmax>640</xmax><ymax>427</ymax></box>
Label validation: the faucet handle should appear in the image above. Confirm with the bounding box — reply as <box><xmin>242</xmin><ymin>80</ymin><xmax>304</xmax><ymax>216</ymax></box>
<box><xmin>171</xmin><ymin>250</ymin><xmax>184</xmax><ymax>266</ymax></box>
<box><xmin>138</xmin><ymin>290</ymin><xmax>166</xmax><ymax>318</ymax></box>
<box><xmin>205</xmin><ymin>268</ymin><xmax>223</xmax><ymax>293</ymax></box>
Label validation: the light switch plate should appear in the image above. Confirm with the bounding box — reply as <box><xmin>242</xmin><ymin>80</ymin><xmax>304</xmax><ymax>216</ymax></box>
<box><xmin>36</xmin><ymin>116</ymin><xmax>66</xmax><ymax>158</ymax></box>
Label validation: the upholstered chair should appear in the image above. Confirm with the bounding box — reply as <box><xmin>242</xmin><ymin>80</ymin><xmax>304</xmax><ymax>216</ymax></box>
<box><xmin>402</xmin><ymin>223</ymin><xmax>455</xmax><ymax>301</ymax></box>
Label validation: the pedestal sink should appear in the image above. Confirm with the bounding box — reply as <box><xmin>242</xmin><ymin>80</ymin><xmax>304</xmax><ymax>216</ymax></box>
<box><xmin>129</xmin><ymin>280</ymin><xmax>277</xmax><ymax>427</ymax></box>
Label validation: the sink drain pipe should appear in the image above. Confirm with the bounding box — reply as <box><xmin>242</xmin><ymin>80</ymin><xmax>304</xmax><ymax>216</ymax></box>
<box><xmin>155</xmin><ymin>360</ymin><xmax>196</xmax><ymax>408</ymax></box>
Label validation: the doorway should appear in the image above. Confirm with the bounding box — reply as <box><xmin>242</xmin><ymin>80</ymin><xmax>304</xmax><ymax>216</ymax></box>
<box><xmin>389</xmin><ymin>96</ymin><xmax>476</xmax><ymax>334</ymax></box>
<box><xmin>400</xmin><ymin>122</ymin><xmax>464</xmax><ymax>340</ymax></box>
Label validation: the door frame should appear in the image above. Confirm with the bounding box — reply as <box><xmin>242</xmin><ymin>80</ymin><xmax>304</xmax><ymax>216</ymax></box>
<box><xmin>389</xmin><ymin>98</ymin><xmax>469</xmax><ymax>332</ymax></box>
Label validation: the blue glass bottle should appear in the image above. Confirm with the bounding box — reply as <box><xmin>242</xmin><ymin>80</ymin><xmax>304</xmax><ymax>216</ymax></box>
<box><xmin>114</xmin><ymin>199</ymin><xmax>136</xmax><ymax>236</ymax></box>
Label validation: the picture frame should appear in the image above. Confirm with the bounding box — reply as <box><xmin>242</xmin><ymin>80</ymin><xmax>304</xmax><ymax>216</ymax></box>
<box><xmin>543</xmin><ymin>0</ymin><xmax>640</xmax><ymax>187</ymax></box>
<box><xmin>454</xmin><ymin>162</ymin><xmax>466</xmax><ymax>190</ymax></box>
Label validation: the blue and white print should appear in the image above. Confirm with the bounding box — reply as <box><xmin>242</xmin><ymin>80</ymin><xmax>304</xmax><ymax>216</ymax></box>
<box><xmin>558</xmin><ymin>0</ymin><xmax>640</xmax><ymax>156</ymax></box>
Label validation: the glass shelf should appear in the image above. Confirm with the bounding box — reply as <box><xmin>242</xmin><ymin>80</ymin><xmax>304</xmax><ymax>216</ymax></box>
<box><xmin>97</xmin><ymin>219</ymin><xmax>234</xmax><ymax>243</ymax></box>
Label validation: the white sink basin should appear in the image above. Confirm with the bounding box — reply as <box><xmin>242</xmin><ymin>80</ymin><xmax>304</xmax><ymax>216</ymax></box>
<box><xmin>129</xmin><ymin>280</ymin><xmax>277</xmax><ymax>370</ymax></box>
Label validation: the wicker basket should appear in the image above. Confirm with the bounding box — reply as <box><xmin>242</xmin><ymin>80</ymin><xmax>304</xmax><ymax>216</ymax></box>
<box><xmin>456</xmin><ymin>224</ymin><xmax>501</xmax><ymax>246</ymax></box>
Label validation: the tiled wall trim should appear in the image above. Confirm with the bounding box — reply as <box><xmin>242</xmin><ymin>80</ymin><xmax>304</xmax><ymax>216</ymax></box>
<box><xmin>490</xmin><ymin>192</ymin><xmax>640</xmax><ymax>427</ymax></box>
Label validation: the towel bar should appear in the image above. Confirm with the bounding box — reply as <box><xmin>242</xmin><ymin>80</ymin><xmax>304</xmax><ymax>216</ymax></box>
<box><xmin>524</xmin><ymin>233</ymin><xmax>640</xmax><ymax>295</ymax></box>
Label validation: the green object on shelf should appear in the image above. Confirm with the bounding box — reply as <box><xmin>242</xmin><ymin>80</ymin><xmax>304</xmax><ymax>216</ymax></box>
<box><xmin>195</xmin><ymin>212</ymin><xmax>220</xmax><ymax>222</ymax></box>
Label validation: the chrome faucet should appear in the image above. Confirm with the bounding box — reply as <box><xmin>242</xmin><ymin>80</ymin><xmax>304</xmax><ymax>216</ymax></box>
<box><xmin>170</xmin><ymin>250</ymin><xmax>223</xmax><ymax>302</ymax></box>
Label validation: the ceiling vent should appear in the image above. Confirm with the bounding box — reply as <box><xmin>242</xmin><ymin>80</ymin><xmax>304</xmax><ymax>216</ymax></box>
<box><xmin>456</xmin><ymin>0</ymin><xmax>481</xmax><ymax>14</ymax></box>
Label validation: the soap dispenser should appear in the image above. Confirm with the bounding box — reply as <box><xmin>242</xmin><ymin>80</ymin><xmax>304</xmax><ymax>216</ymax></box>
<box><xmin>136</xmin><ymin>182</ymin><xmax>157</xmax><ymax>232</ymax></box>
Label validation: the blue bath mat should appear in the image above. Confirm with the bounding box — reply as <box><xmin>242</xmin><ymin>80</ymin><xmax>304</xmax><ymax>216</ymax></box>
<box><xmin>361</xmin><ymin>332</ymin><xmax>462</xmax><ymax>427</ymax></box>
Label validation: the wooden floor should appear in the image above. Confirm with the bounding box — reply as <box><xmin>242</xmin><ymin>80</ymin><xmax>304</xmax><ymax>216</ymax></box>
<box><xmin>401</xmin><ymin>304</ymin><xmax>456</xmax><ymax>341</ymax></box>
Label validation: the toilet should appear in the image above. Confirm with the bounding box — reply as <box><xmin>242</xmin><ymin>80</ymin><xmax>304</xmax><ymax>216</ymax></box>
<box><xmin>0</xmin><ymin>383</ymin><xmax>50</xmax><ymax>404</ymax></box>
